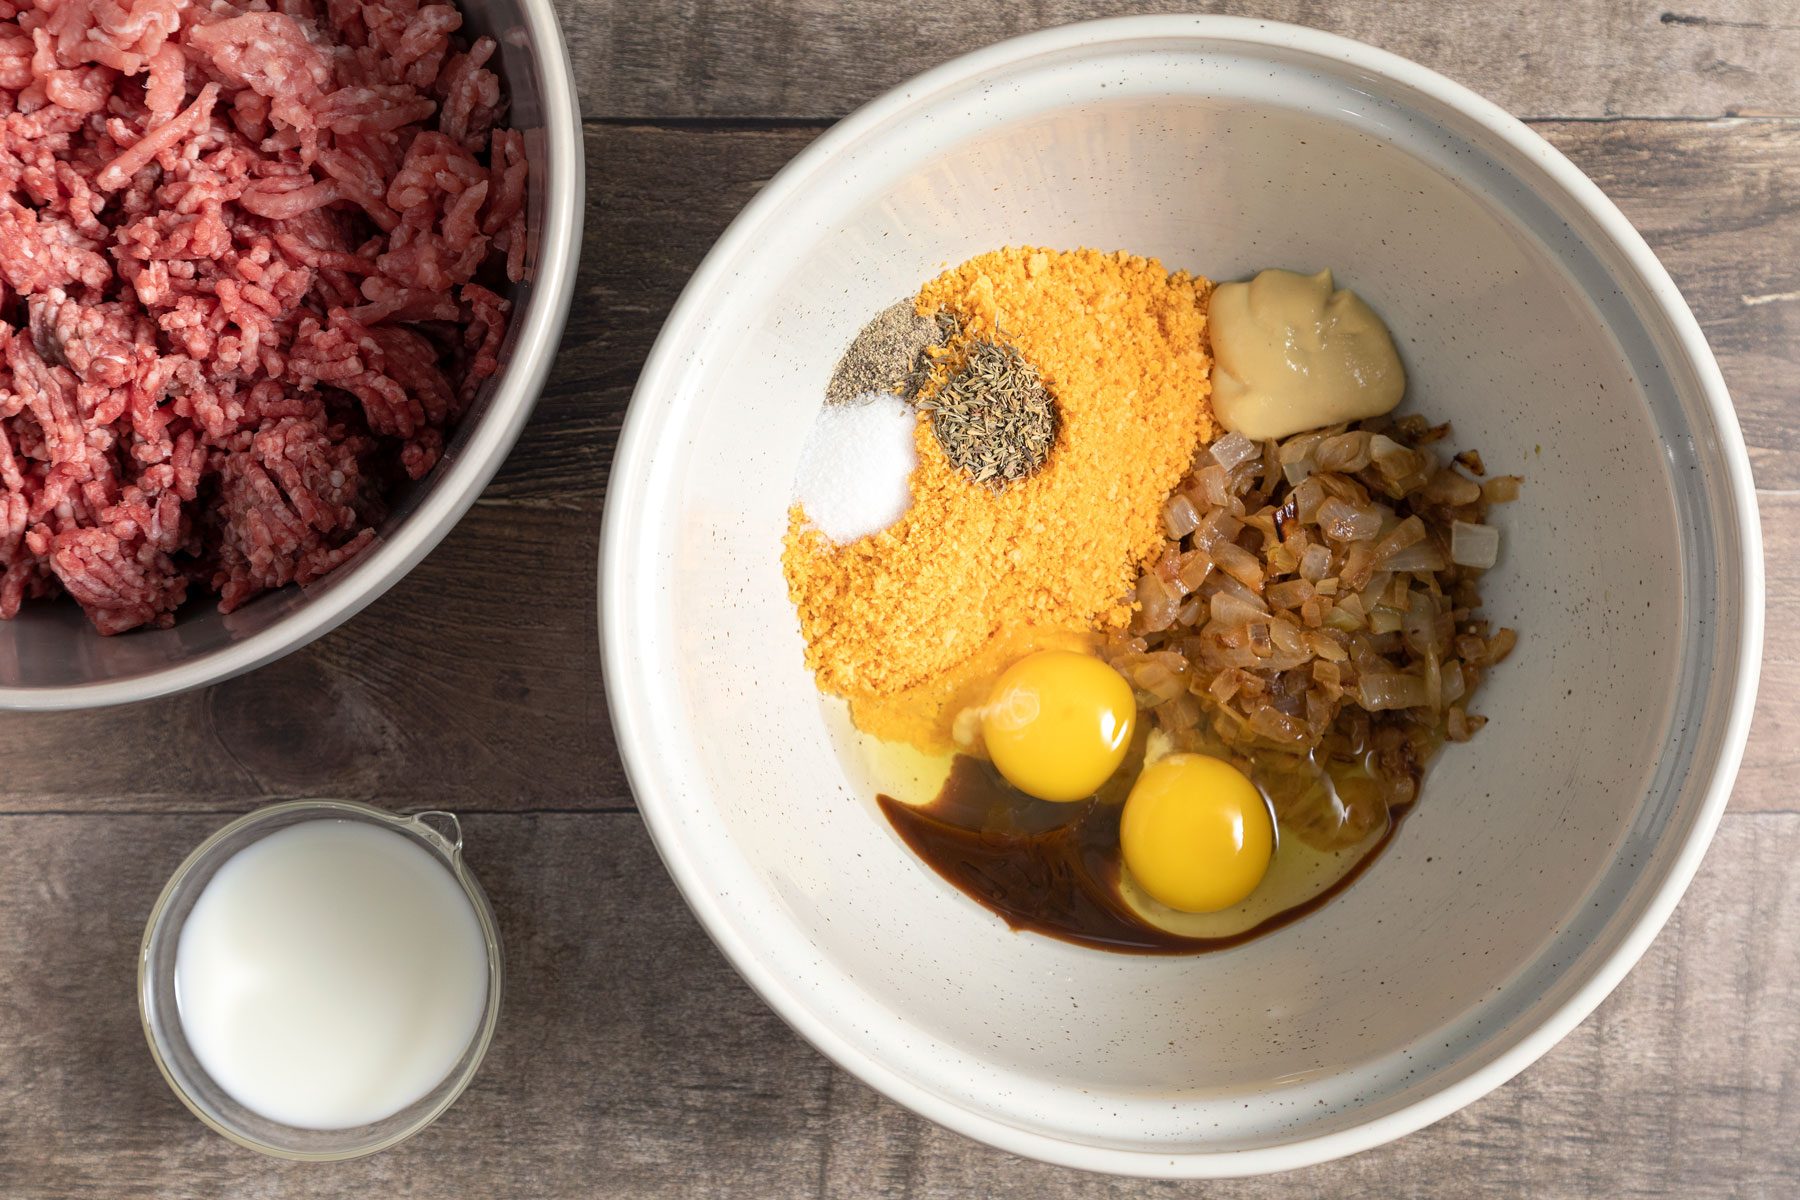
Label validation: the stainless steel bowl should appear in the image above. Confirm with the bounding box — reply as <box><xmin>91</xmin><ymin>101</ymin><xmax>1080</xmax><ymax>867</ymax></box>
<box><xmin>0</xmin><ymin>0</ymin><xmax>583</xmax><ymax>710</ymax></box>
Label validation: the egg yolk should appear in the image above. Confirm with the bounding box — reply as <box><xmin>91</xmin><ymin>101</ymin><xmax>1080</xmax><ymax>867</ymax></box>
<box><xmin>1120</xmin><ymin>753</ymin><xmax>1274</xmax><ymax>913</ymax></box>
<box><xmin>981</xmin><ymin>650</ymin><xmax>1135</xmax><ymax>803</ymax></box>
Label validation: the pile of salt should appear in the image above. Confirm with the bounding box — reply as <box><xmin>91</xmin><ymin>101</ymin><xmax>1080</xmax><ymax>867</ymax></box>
<box><xmin>794</xmin><ymin>392</ymin><xmax>917</xmax><ymax>544</ymax></box>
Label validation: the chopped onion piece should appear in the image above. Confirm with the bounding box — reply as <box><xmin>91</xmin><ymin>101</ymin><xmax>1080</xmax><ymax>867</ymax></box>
<box><xmin>1210</xmin><ymin>669</ymin><xmax>1242</xmax><ymax>703</ymax></box>
<box><xmin>1209</xmin><ymin>431</ymin><xmax>1259</xmax><ymax>471</ymax></box>
<box><xmin>1454</xmin><ymin>449</ymin><xmax>1487</xmax><ymax>476</ymax></box>
<box><xmin>1441</xmin><ymin>658</ymin><xmax>1467</xmax><ymax>704</ymax></box>
<box><xmin>1369</xmin><ymin>608</ymin><xmax>1404</xmax><ymax>635</ymax></box>
<box><xmin>1163</xmin><ymin>493</ymin><xmax>1201</xmax><ymax>539</ymax></box>
<box><xmin>1211</xmin><ymin>571</ymin><xmax>1268</xmax><ymax>612</ymax></box>
<box><xmin>1196</xmin><ymin>464</ymin><xmax>1231</xmax><ymax>507</ymax></box>
<box><xmin>1357</xmin><ymin>672</ymin><xmax>1429</xmax><ymax>711</ymax></box>
<box><xmin>1269</xmin><ymin>617</ymin><xmax>1308</xmax><ymax>656</ymax></box>
<box><xmin>1369</xmin><ymin>434</ymin><xmax>1410</xmax><ymax>468</ymax></box>
<box><xmin>1450</xmin><ymin>520</ymin><xmax>1500</xmax><ymax>569</ymax></box>
<box><xmin>1341</xmin><ymin>542</ymin><xmax>1378</xmax><ymax>589</ymax></box>
<box><xmin>1358</xmin><ymin>570</ymin><xmax>1395</xmax><ymax>611</ymax></box>
<box><xmin>1298</xmin><ymin>544</ymin><xmax>1332</xmax><ymax>582</ymax></box>
<box><xmin>1382</xmin><ymin>543</ymin><xmax>1447</xmax><ymax>572</ymax></box>
<box><xmin>1482</xmin><ymin>475</ymin><xmax>1522</xmax><ymax>504</ymax></box>
<box><xmin>1249</xmin><ymin>706</ymin><xmax>1309</xmax><ymax>743</ymax></box>
<box><xmin>1278</xmin><ymin>431</ymin><xmax>1324</xmax><ymax>485</ymax></box>
<box><xmin>1212</xmin><ymin>541</ymin><xmax>1264</xmax><ymax>591</ymax></box>
<box><xmin>1133</xmin><ymin>659</ymin><xmax>1187</xmax><ymax>703</ymax></box>
<box><xmin>1292</xmin><ymin>476</ymin><xmax>1325</xmax><ymax>524</ymax></box>
<box><xmin>1403</xmin><ymin>590</ymin><xmax>1443</xmax><ymax>657</ymax></box>
<box><xmin>1423</xmin><ymin>468</ymin><xmax>1483</xmax><ymax>506</ymax></box>
<box><xmin>1210</xmin><ymin>590</ymin><xmax>1269</xmax><ymax>628</ymax></box>
<box><xmin>1309</xmin><ymin>632</ymin><xmax>1349</xmax><ymax>663</ymax></box>
<box><xmin>1318</xmin><ymin>497</ymin><xmax>1383</xmax><ymax>542</ymax></box>
<box><xmin>1177</xmin><ymin>550</ymin><xmax>1212</xmax><ymax>593</ymax></box>
<box><xmin>1316</xmin><ymin>431</ymin><xmax>1373</xmax><ymax>472</ymax></box>
<box><xmin>1192</xmin><ymin>510</ymin><xmax>1242</xmax><ymax>553</ymax></box>
<box><xmin>1157</xmin><ymin>694</ymin><xmax>1203</xmax><ymax>732</ymax></box>
<box><xmin>1373</xmin><ymin>515</ymin><xmax>1425</xmax><ymax>564</ymax></box>
<box><xmin>1267</xmin><ymin>578</ymin><xmax>1315</xmax><ymax>610</ymax></box>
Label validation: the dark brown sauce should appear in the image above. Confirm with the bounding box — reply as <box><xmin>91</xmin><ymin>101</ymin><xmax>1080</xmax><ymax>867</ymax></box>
<box><xmin>879</xmin><ymin>755</ymin><xmax>1408</xmax><ymax>955</ymax></box>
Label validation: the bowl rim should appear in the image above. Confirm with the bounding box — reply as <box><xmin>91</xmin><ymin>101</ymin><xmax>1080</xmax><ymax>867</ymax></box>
<box><xmin>0</xmin><ymin>0</ymin><xmax>585</xmax><ymax>711</ymax></box>
<box><xmin>601</xmin><ymin>14</ymin><xmax>1765</xmax><ymax>1178</ymax></box>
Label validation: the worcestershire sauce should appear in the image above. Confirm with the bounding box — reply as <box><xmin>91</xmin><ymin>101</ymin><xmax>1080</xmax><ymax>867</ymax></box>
<box><xmin>878</xmin><ymin>754</ymin><xmax>1403</xmax><ymax>955</ymax></box>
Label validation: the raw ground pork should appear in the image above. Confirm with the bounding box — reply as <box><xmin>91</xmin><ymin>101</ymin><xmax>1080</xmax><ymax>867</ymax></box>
<box><xmin>0</xmin><ymin>0</ymin><xmax>525</xmax><ymax>633</ymax></box>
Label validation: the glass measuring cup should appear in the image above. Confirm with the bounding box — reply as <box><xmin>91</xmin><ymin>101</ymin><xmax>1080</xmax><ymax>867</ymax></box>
<box><xmin>138</xmin><ymin>799</ymin><xmax>503</xmax><ymax>1160</ymax></box>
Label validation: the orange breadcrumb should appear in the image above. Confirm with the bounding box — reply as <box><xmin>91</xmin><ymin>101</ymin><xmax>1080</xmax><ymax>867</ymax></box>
<box><xmin>782</xmin><ymin>247</ymin><xmax>1215</xmax><ymax>750</ymax></box>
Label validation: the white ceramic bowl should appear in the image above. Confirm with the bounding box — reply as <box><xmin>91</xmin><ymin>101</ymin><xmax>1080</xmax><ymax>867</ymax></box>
<box><xmin>602</xmin><ymin>16</ymin><xmax>1763</xmax><ymax>1177</ymax></box>
<box><xmin>0</xmin><ymin>0</ymin><xmax>583</xmax><ymax>710</ymax></box>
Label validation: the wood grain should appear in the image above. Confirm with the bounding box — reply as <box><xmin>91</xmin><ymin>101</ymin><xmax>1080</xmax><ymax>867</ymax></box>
<box><xmin>1546</xmin><ymin>117</ymin><xmax>1800</xmax><ymax>489</ymax></box>
<box><xmin>0</xmin><ymin>504</ymin><xmax>620</xmax><ymax>814</ymax></box>
<box><xmin>0</xmin><ymin>810</ymin><xmax>1794</xmax><ymax>1198</ymax></box>
<box><xmin>2</xmin><ymin>119</ymin><xmax>1793</xmax><ymax>813</ymax></box>
<box><xmin>555</xmin><ymin>0</ymin><xmax>1800</xmax><ymax>121</ymax></box>
<box><xmin>5</xmin><ymin>2</ymin><xmax>1799</xmax><ymax>1196</ymax></box>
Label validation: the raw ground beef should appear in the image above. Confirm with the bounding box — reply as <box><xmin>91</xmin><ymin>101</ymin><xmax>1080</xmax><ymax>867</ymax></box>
<box><xmin>0</xmin><ymin>0</ymin><xmax>526</xmax><ymax>633</ymax></box>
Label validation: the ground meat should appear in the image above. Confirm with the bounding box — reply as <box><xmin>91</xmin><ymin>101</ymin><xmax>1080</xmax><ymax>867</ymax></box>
<box><xmin>0</xmin><ymin>0</ymin><xmax>522</xmax><ymax>634</ymax></box>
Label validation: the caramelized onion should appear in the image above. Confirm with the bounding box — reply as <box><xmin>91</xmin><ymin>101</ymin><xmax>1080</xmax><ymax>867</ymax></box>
<box><xmin>1450</xmin><ymin>520</ymin><xmax>1500</xmax><ymax>569</ymax></box>
<box><xmin>1209</xmin><ymin>431</ymin><xmax>1260</xmax><ymax>471</ymax></box>
<box><xmin>1162</xmin><ymin>493</ymin><xmax>1202</xmax><ymax>539</ymax></box>
<box><xmin>1104</xmin><ymin>413</ymin><xmax>1520</xmax><ymax>852</ymax></box>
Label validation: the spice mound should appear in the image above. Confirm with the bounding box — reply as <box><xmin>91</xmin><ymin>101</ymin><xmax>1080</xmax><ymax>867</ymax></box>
<box><xmin>920</xmin><ymin>339</ymin><xmax>1057</xmax><ymax>488</ymax></box>
<box><xmin>0</xmin><ymin>1</ymin><xmax>524</xmax><ymax>634</ymax></box>
<box><xmin>826</xmin><ymin>300</ymin><xmax>953</xmax><ymax>407</ymax></box>
<box><xmin>793</xmin><ymin>392</ymin><xmax>918</xmax><ymax>544</ymax></box>
<box><xmin>782</xmin><ymin>247</ymin><xmax>1215</xmax><ymax>749</ymax></box>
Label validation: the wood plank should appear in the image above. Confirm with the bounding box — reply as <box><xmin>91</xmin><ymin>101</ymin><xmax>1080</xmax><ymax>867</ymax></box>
<box><xmin>1541</xmin><ymin>118</ymin><xmax>1800</xmax><ymax>491</ymax></box>
<box><xmin>553</xmin><ymin>0</ymin><xmax>1800</xmax><ymax>121</ymax></box>
<box><xmin>0</xmin><ymin>504</ymin><xmax>620</xmax><ymax>813</ymax></box>
<box><xmin>2</xmin><ymin>4</ymin><xmax>1795</xmax><ymax>1196</ymax></box>
<box><xmin>0</xmin><ymin>809</ymin><xmax>1794</xmax><ymax>1197</ymax></box>
<box><xmin>516</xmin><ymin>118</ymin><xmax>1800</xmax><ymax>501</ymax></box>
<box><xmin>1</xmin><ymin>119</ymin><xmax>1791</xmax><ymax>815</ymax></box>
<box><xmin>4</xmin><ymin>490</ymin><xmax>1785</xmax><ymax>815</ymax></box>
<box><xmin>1741</xmin><ymin>491</ymin><xmax>1800</xmax><ymax>812</ymax></box>
<box><xmin>0</xmin><ymin>812</ymin><xmax>834</xmax><ymax>1198</ymax></box>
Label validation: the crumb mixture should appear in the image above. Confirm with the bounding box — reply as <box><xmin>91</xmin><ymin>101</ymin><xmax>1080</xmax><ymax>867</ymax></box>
<box><xmin>782</xmin><ymin>247</ymin><xmax>1216</xmax><ymax>750</ymax></box>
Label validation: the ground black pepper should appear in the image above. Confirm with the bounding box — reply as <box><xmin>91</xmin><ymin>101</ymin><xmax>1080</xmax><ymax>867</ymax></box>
<box><xmin>825</xmin><ymin>299</ymin><xmax>954</xmax><ymax>406</ymax></box>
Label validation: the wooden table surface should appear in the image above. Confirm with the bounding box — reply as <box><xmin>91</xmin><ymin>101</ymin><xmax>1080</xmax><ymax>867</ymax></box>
<box><xmin>5</xmin><ymin>2</ymin><xmax>1799</xmax><ymax>1196</ymax></box>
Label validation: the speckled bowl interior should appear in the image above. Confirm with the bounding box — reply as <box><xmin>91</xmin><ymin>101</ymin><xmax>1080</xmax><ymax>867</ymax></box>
<box><xmin>603</xmin><ymin>19</ymin><xmax>1758</xmax><ymax>1176</ymax></box>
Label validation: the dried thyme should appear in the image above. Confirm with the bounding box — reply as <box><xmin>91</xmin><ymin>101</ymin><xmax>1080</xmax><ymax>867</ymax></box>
<box><xmin>919</xmin><ymin>340</ymin><xmax>1057</xmax><ymax>488</ymax></box>
<box><xmin>826</xmin><ymin>300</ymin><xmax>956</xmax><ymax>406</ymax></box>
